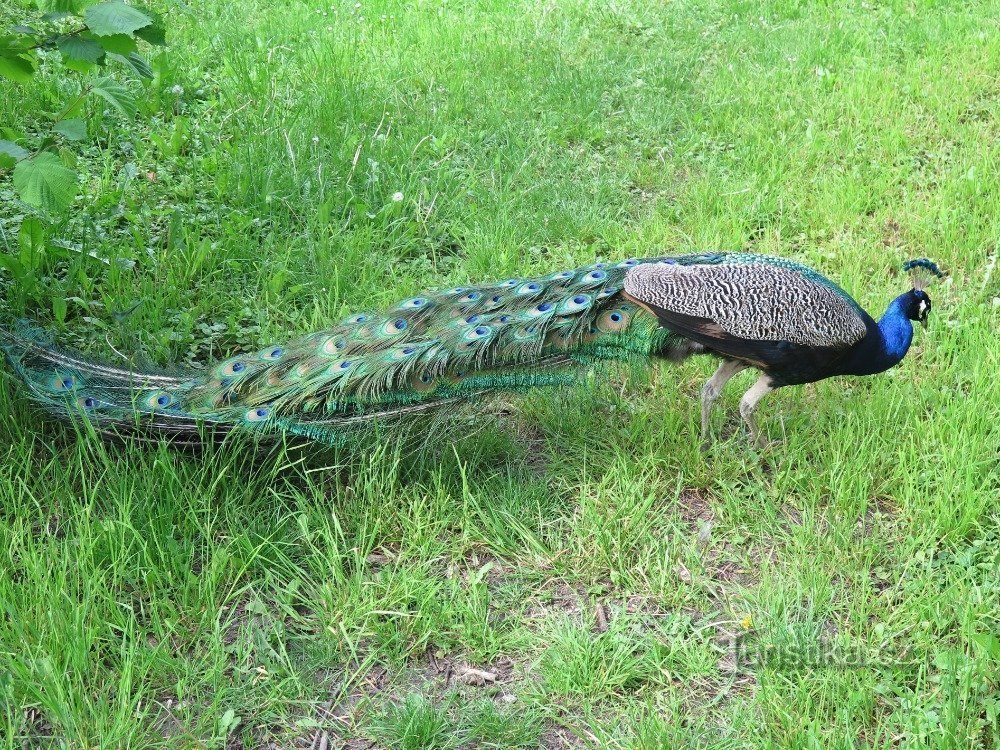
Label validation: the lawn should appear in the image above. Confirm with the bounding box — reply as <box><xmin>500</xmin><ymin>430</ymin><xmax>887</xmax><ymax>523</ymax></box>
<box><xmin>1</xmin><ymin>0</ymin><xmax>999</xmax><ymax>747</ymax></box>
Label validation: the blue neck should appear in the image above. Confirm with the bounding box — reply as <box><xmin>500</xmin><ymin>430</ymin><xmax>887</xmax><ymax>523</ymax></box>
<box><xmin>870</xmin><ymin>294</ymin><xmax>914</xmax><ymax>372</ymax></box>
<box><xmin>836</xmin><ymin>293</ymin><xmax>915</xmax><ymax>377</ymax></box>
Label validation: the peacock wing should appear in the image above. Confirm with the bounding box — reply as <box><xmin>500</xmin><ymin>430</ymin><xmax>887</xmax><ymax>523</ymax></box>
<box><xmin>621</xmin><ymin>258</ymin><xmax>869</xmax><ymax>366</ymax></box>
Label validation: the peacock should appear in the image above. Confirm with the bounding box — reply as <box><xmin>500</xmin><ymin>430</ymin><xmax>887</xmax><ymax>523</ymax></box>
<box><xmin>0</xmin><ymin>254</ymin><xmax>942</xmax><ymax>449</ymax></box>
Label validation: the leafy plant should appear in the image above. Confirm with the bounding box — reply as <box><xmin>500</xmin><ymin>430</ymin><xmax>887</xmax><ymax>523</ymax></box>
<box><xmin>0</xmin><ymin>0</ymin><xmax>166</xmax><ymax>217</ymax></box>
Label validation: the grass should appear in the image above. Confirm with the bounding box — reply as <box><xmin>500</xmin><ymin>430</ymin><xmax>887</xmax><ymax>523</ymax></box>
<box><xmin>1</xmin><ymin>0</ymin><xmax>999</xmax><ymax>747</ymax></box>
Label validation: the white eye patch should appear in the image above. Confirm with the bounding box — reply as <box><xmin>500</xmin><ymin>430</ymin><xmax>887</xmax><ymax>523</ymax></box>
<box><xmin>918</xmin><ymin>299</ymin><xmax>929</xmax><ymax>316</ymax></box>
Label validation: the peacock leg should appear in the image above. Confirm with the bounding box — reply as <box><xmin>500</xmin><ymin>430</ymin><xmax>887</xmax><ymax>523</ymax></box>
<box><xmin>700</xmin><ymin>359</ymin><xmax>748</xmax><ymax>450</ymax></box>
<box><xmin>738</xmin><ymin>375</ymin><xmax>775</xmax><ymax>448</ymax></box>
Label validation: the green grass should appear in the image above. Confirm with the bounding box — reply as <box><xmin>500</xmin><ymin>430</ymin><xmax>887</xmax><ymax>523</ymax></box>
<box><xmin>2</xmin><ymin>0</ymin><xmax>999</xmax><ymax>747</ymax></box>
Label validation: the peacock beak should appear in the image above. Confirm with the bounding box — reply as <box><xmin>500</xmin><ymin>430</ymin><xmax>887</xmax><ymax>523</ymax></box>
<box><xmin>920</xmin><ymin>317</ymin><xmax>928</xmax><ymax>330</ymax></box>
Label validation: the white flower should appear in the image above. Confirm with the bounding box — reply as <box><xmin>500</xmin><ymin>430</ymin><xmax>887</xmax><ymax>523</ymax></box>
<box><xmin>312</xmin><ymin>136</ymin><xmax>320</xmax><ymax>144</ymax></box>
<box><xmin>171</xmin><ymin>85</ymin><xmax>184</xmax><ymax>95</ymax></box>
<box><xmin>392</xmin><ymin>191</ymin><xmax>404</xmax><ymax>202</ymax></box>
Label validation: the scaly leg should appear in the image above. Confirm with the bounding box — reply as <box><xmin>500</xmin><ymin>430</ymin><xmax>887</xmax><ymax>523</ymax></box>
<box><xmin>739</xmin><ymin>374</ymin><xmax>775</xmax><ymax>448</ymax></box>
<box><xmin>700</xmin><ymin>359</ymin><xmax>748</xmax><ymax>450</ymax></box>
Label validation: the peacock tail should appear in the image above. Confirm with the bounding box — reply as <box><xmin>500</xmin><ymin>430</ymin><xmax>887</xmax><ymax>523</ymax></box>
<box><xmin>2</xmin><ymin>255</ymin><xmax>722</xmax><ymax>445</ymax></box>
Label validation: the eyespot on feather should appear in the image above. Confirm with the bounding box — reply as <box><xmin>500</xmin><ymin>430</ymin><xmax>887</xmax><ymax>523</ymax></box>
<box><xmin>325</xmin><ymin>359</ymin><xmax>355</xmax><ymax>376</ymax></box>
<box><xmin>512</xmin><ymin>324</ymin><xmax>539</xmax><ymax>341</ymax></box>
<box><xmin>398</xmin><ymin>297</ymin><xmax>429</xmax><ymax>309</ymax></box>
<box><xmin>462</xmin><ymin>325</ymin><xmax>492</xmax><ymax>342</ymax></box>
<box><xmin>526</xmin><ymin>301</ymin><xmax>556</xmax><ymax>318</ymax></box>
<box><xmin>595</xmin><ymin>308</ymin><xmax>632</xmax><ymax>332</ymax></box>
<box><xmin>381</xmin><ymin>317</ymin><xmax>408</xmax><ymax>335</ymax></box>
<box><xmin>143</xmin><ymin>391</ymin><xmax>175</xmax><ymax>409</ymax></box>
<box><xmin>408</xmin><ymin>370</ymin><xmax>437</xmax><ymax>393</ymax></box>
<box><xmin>49</xmin><ymin>373</ymin><xmax>79</xmax><ymax>391</ymax></box>
<box><xmin>389</xmin><ymin>346</ymin><xmax>417</xmax><ymax>361</ymax></box>
<box><xmin>258</xmin><ymin>347</ymin><xmax>284</xmax><ymax>361</ymax></box>
<box><xmin>517</xmin><ymin>282</ymin><xmax>543</xmax><ymax>295</ymax></box>
<box><xmin>320</xmin><ymin>336</ymin><xmax>347</xmax><ymax>356</ymax></box>
<box><xmin>218</xmin><ymin>360</ymin><xmax>247</xmax><ymax>378</ymax></box>
<box><xmin>558</xmin><ymin>293</ymin><xmax>591</xmax><ymax>314</ymax></box>
<box><xmin>76</xmin><ymin>396</ymin><xmax>99</xmax><ymax>410</ymax></box>
<box><xmin>244</xmin><ymin>407</ymin><xmax>271</xmax><ymax>423</ymax></box>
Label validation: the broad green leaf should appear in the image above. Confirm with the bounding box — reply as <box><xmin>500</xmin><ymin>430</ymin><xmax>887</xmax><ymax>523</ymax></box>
<box><xmin>57</xmin><ymin>34</ymin><xmax>105</xmax><ymax>64</ymax></box>
<box><xmin>973</xmin><ymin>632</ymin><xmax>1000</xmax><ymax>661</ymax></box>
<box><xmin>52</xmin><ymin>294</ymin><xmax>68</xmax><ymax>324</ymax></box>
<box><xmin>90</xmin><ymin>76</ymin><xmax>137</xmax><ymax>116</ymax></box>
<box><xmin>53</xmin><ymin>119</ymin><xmax>86</xmax><ymax>141</ymax></box>
<box><xmin>58</xmin><ymin>146</ymin><xmax>77</xmax><ymax>168</ymax></box>
<box><xmin>13</xmin><ymin>25</ymin><xmax>40</xmax><ymax>36</ymax></box>
<box><xmin>63</xmin><ymin>57</ymin><xmax>97</xmax><ymax>73</ymax></box>
<box><xmin>0</xmin><ymin>140</ymin><xmax>30</xmax><ymax>162</ymax></box>
<box><xmin>108</xmin><ymin>51</ymin><xmax>153</xmax><ymax>79</ymax></box>
<box><xmin>0</xmin><ymin>53</ymin><xmax>35</xmax><ymax>84</ymax></box>
<box><xmin>19</xmin><ymin>218</ymin><xmax>45</xmax><ymax>254</ymax></box>
<box><xmin>94</xmin><ymin>33</ymin><xmax>137</xmax><ymax>55</ymax></box>
<box><xmin>0</xmin><ymin>33</ymin><xmax>26</xmax><ymax>52</ymax></box>
<box><xmin>37</xmin><ymin>0</ymin><xmax>79</xmax><ymax>12</ymax></box>
<box><xmin>41</xmin><ymin>11</ymin><xmax>75</xmax><ymax>22</ymax></box>
<box><xmin>132</xmin><ymin>6</ymin><xmax>166</xmax><ymax>45</ymax></box>
<box><xmin>0</xmin><ymin>252</ymin><xmax>27</xmax><ymax>280</ymax></box>
<box><xmin>134</xmin><ymin>21</ymin><xmax>165</xmax><ymax>46</ymax></box>
<box><xmin>84</xmin><ymin>1</ymin><xmax>154</xmax><ymax>36</ymax></box>
<box><xmin>12</xmin><ymin>152</ymin><xmax>78</xmax><ymax>215</ymax></box>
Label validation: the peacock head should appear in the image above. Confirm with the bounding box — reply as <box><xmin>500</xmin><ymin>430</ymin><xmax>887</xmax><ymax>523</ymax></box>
<box><xmin>902</xmin><ymin>288</ymin><xmax>932</xmax><ymax>329</ymax></box>
<box><xmin>901</xmin><ymin>258</ymin><xmax>944</xmax><ymax>329</ymax></box>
